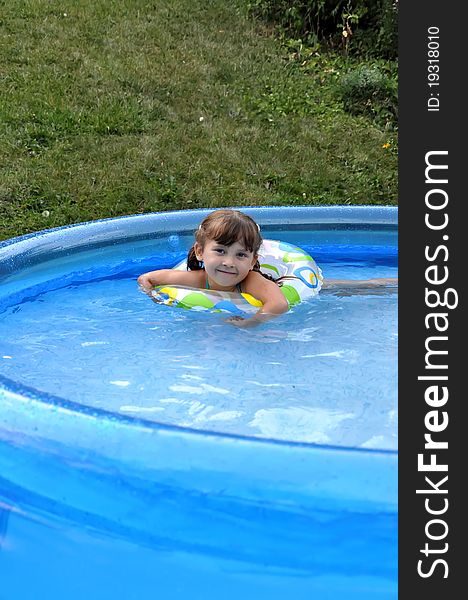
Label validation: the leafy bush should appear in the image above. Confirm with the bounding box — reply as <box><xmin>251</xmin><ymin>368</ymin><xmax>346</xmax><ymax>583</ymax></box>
<box><xmin>247</xmin><ymin>0</ymin><xmax>398</xmax><ymax>59</ymax></box>
<box><xmin>338</xmin><ymin>64</ymin><xmax>397</xmax><ymax>129</ymax></box>
<box><xmin>351</xmin><ymin>0</ymin><xmax>398</xmax><ymax>59</ymax></box>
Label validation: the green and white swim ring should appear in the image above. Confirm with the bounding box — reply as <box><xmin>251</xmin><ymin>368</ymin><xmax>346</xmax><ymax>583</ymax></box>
<box><xmin>150</xmin><ymin>239</ymin><xmax>323</xmax><ymax>315</ymax></box>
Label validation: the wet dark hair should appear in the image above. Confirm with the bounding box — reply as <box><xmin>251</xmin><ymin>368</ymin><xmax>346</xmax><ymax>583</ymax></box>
<box><xmin>186</xmin><ymin>209</ymin><xmax>275</xmax><ymax>281</ymax></box>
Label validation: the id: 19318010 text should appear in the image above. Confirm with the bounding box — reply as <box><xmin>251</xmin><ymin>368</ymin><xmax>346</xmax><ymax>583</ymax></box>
<box><xmin>427</xmin><ymin>26</ymin><xmax>440</xmax><ymax>112</ymax></box>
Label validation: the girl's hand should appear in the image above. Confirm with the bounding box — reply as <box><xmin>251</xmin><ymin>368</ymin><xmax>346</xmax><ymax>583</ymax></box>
<box><xmin>137</xmin><ymin>275</ymin><xmax>154</xmax><ymax>292</ymax></box>
<box><xmin>225</xmin><ymin>316</ymin><xmax>257</xmax><ymax>328</ymax></box>
<box><xmin>137</xmin><ymin>268</ymin><xmax>204</xmax><ymax>292</ymax></box>
<box><xmin>225</xmin><ymin>313</ymin><xmax>279</xmax><ymax>328</ymax></box>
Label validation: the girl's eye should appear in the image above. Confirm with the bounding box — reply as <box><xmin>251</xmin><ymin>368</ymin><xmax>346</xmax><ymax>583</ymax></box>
<box><xmin>238</xmin><ymin>253</ymin><xmax>248</xmax><ymax>258</ymax></box>
<box><xmin>214</xmin><ymin>248</ymin><xmax>224</xmax><ymax>254</ymax></box>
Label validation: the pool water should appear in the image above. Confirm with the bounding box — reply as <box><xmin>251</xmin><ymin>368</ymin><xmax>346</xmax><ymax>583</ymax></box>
<box><xmin>0</xmin><ymin>227</ymin><xmax>397</xmax><ymax>449</ymax></box>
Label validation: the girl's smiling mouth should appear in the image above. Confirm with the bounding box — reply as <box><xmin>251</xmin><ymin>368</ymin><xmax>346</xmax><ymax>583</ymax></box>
<box><xmin>217</xmin><ymin>269</ymin><xmax>237</xmax><ymax>275</ymax></box>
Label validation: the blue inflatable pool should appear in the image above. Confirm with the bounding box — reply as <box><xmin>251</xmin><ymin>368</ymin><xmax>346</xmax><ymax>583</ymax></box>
<box><xmin>0</xmin><ymin>206</ymin><xmax>397</xmax><ymax>599</ymax></box>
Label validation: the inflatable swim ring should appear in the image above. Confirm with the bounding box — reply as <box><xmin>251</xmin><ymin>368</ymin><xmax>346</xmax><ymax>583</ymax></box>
<box><xmin>150</xmin><ymin>239</ymin><xmax>323</xmax><ymax>315</ymax></box>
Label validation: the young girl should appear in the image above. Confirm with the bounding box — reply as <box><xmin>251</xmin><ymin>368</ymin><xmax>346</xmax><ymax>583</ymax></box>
<box><xmin>138</xmin><ymin>209</ymin><xmax>397</xmax><ymax>327</ymax></box>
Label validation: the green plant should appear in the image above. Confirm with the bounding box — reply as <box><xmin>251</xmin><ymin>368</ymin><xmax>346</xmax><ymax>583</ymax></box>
<box><xmin>376</xmin><ymin>0</ymin><xmax>398</xmax><ymax>59</ymax></box>
<box><xmin>338</xmin><ymin>1</ymin><xmax>365</xmax><ymax>55</ymax></box>
<box><xmin>338</xmin><ymin>64</ymin><xmax>397</xmax><ymax>129</ymax></box>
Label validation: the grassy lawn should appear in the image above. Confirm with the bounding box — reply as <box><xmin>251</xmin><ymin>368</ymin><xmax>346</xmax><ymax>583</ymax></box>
<box><xmin>0</xmin><ymin>0</ymin><xmax>397</xmax><ymax>240</ymax></box>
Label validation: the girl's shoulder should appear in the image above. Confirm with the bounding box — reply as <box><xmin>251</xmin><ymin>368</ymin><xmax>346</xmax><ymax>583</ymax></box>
<box><xmin>190</xmin><ymin>269</ymin><xmax>207</xmax><ymax>288</ymax></box>
<box><xmin>242</xmin><ymin>270</ymin><xmax>278</xmax><ymax>294</ymax></box>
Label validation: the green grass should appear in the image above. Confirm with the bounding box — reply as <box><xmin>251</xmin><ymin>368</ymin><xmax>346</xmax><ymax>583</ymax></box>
<box><xmin>0</xmin><ymin>0</ymin><xmax>397</xmax><ymax>240</ymax></box>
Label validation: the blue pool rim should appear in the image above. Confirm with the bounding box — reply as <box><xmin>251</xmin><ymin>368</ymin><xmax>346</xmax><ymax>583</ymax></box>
<box><xmin>0</xmin><ymin>205</ymin><xmax>397</xmax><ymax>455</ymax></box>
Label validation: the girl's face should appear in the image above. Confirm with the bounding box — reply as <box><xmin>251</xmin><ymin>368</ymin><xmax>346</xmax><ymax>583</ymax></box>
<box><xmin>195</xmin><ymin>239</ymin><xmax>257</xmax><ymax>291</ymax></box>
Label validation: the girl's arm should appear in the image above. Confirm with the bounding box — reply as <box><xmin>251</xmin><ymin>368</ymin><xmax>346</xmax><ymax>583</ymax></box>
<box><xmin>322</xmin><ymin>277</ymin><xmax>398</xmax><ymax>289</ymax></box>
<box><xmin>321</xmin><ymin>277</ymin><xmax>398</xmax><ymax>296</ymax></box>
<box><xmin>137</xmin><ymin>269</ymin><xmax>202</xmax><ymax>291</ymax></box>
<box><xmin>227</xmin><ymin>271</ymin><xmax>289</xmax><ymax>328</ymax></box>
